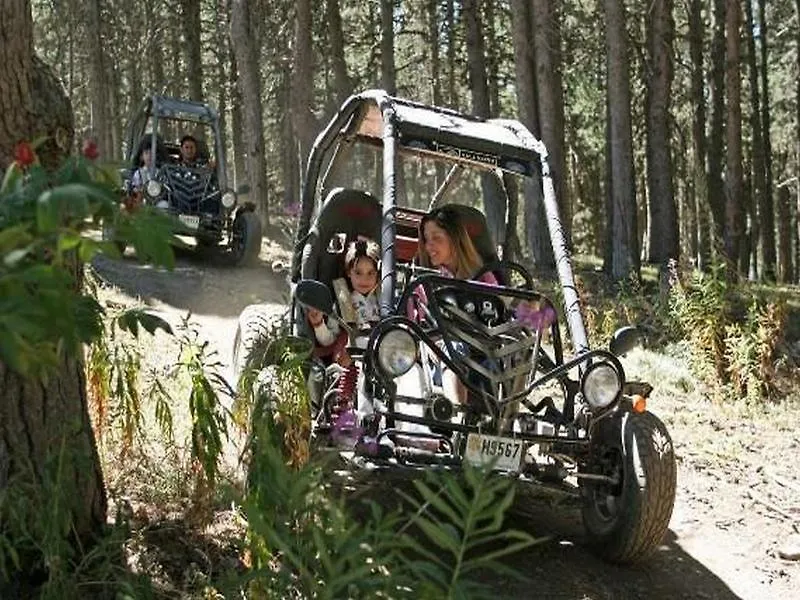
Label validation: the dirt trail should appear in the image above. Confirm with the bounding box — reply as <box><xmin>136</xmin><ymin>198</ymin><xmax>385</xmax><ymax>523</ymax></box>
<box><xmin>91</xmin><ymin>240</ymin><xmax>800</xmax><ymax>600</ymax></box>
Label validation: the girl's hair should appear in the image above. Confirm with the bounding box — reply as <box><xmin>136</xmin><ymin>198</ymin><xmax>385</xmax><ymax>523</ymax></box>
<box><xmin>344</xmin><ymin>239</ymin><xmax>380</xmax><ymax>272</ymax></box>
<box><xmin>418</xmin><ymin>206</ymin><xmax>484</xmax><ymax>278</ymax></box>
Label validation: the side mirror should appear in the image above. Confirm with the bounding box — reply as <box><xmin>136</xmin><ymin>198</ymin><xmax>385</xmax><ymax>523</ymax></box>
<box><xmin>609</xmin><ymin>325</ymin><xmax>644</xmax><ymax>357</ymax></box>
<box><xmin>296</xmin><ymin>279</ymin><xmax>335</xmax><ymax>315</ymax></box>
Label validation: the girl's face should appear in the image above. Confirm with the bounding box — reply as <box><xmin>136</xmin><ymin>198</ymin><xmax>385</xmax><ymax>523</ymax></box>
<box><xmin>423</xmin><ymin>220</ymin><xmax>455</xmax><ymax>270</ymax></box>
<box><xmin>141</xmin><ymin>149</ymin><xmax>152</xmax><ymax>166</ymax></box>
<box><xmin>348</xmin><ymin>256</ymin><xmax>378</xmax><ymax>295</ymax></box>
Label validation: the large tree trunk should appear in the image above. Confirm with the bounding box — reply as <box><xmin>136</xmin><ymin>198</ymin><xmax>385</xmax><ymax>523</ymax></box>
<box><xmin>688</xmin><ymin>0</ymin><xmax>710</xmax><ymax>270</ymax></box>
<box><xmin>757</xmin><ymin>0</ymin><xmax>776</xmax><ymax>281</ymax></box>
<box><xmin>83</xmin><ymin>0</ymin><xmax>112</xmax><ymax>159</ymax></box>
<box><xmin>510</xmin><ymin>0</ymin><xmax>547</xmax><ymax>267</ymax></box>
<box><xmin>181</xmin><ymin>0</ymin><xmax>204</xmax><ymax>102</ymax></box>
<box><xmin>291</xmin><ymin>0</ymin><xmax>318</xmax><ymax>171</ymax></box>
<box><xmin>445</xmin><ymin>0</ymin><xmax>456</xmax><ymax>107</ymax></box>
<box><xmin>744</xmin><ymin>0</ymin><xmax>764</xmax><ymax>279</ymax></box>
<box><xmin>463</xmin><ymin>0</ymin><xmax>506</xmax><ymax>247</ymax></box>
<box><xmin>645</xmin><ymin>0</ymin><xmax>677</xmax><ymax>264</ymax></box>
<box><xmin>532</xmin><ymin>0</ymin><xmax>569</xmax><ymax>247</ymax></box>
<box><xmin>230</xmin><ymin>0</ymin><xmax>269</xmax><ymax>223</ymax></box>
<box><xmin>380</xmin><ymin>0</ymin><xmax>396</xmax><ymax>96</ymax></box>
<box><xmin>776</xmin><ymin>184</ymin><xmax>793</xmax><ymax>283</ymax></box>
<box><xmin>0</xmin><ymin>0</ymin><xmax>106</xmax><ymax>571</ymax></box>
<box><xmin>326</xmin><ymin>0</ymin><xmax>351</xmax><ymax>110</ymax></box>
<box><xmin>603</xmin><ymin>0</ymin><xmax>639</xmax><ymax>281</ymax></box>
<box><xmin>724</xmin><ymin>0</ymin><xmax>744</xmax><ymax>273</ymax></box>
<box><xmin>708</xmin><ymin>0</ymin><xmax>726</xmax><ymax>245</ymax></box>
<box><xmin>147</xmin><ymin>0</ymin><xmax>166</xmax><ymax>93</ymax></box>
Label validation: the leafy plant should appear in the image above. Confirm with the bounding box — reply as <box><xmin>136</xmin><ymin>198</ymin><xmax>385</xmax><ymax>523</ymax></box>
<box><xmin>0</xmin><ymin>146</ymin><xmax>174</xmax><ymax>377</ymax></box>
<box><xmin>400</xmin><ymin>466</ymin><xmax>538</xmax><ymax>599</ymax></box>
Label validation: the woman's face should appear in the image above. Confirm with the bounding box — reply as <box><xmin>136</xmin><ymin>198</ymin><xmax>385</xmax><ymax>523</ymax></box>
<box><xmin>141</xmin><ymin>149</ymin><xmax>152</xmax><ymax>166</ymax></box>
<box><xmin>423</xmin><ymin>220</ymin><xmax>455</xmax><ymax>270</ymax></box>
<box><xmin>348</xmin><ymin>256</ymin><xmax>378</xmax><ymax>295</ymax></box>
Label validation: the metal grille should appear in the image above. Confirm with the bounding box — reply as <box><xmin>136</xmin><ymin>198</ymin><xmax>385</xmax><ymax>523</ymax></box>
<box><xmin>162</xmin><ymin>165</ymin><xmax>219</xmax><ymax>214</ymax></box>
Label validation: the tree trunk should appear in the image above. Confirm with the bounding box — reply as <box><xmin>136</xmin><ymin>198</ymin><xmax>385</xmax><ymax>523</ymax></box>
<box><xmin>291</xmin><ymin>0</ymin><xmax>318</xmax><ymax>172</ymax></box>
<box><xmin>380</xmin><ymin>0</ymin><xmax>396</xmax><ymax>95</ymax></box>
<box><xmin>510</xmin><ymin>0</ymin><xmax>549</xmax><ymax>269</ymax></box>
<box><xmin>757</xmin><ymin>0</ymin><xmax>776</xmax><ymax>280</ymax></box>
<box><xmin>230</xmin><ymin>0</ymin><xmax>269</xmax><ymax>223</ymax></box>
<box><xmin>445</xmin><ymin>0</ymin><xmax>456</xmax><ymax>106</ymax></box>
<box><xmin>708</xmin><ymin>0</ymin><xmax>726</xmax><ymax>245</ymax></box>
<box><xmin>83</xmin><ymin>0</ymin><xmax>111</xmax><ymax>159</ymax></box>
<box><xmin>463</xmin><ymin>0</ymin><xmax>505</xmax><ymax>247</ymax></box>
<box><xmin>326</xmin><ymin>0</ymin><xmax>351</xmax><ymax>108</ymax></box>
<box><xmin>724</xmin><ymin>0</ymin><xmax>744</xmax><ymax>273</ymax></box>
<box><xmin>214</xmin><ymin>0</ymin><xmax>230</xmax><ymax>173</ymax></box>
<box><xmin>744</xmin><ymin>0</ymin><xmax>764</xmax><ymax>279</ymax></box>
<box><xmin>688</xmin><ymin>0</ymin><xmax>710</xmax><ymax>270</ymax></box>
<box><xmin>603</xmin><ymin>0</ymin><xmax>639</xmax><ymax>281</ymax></box>
<box><xmin>776</xmin><ymin>184</ymin><xmax>793</xmax><ymax>283</ymax></box>
<box><xmin>147</xmin><ymin>0</ymin><xmax>166</xmax><ymax>93</ymax></box>
<box><xmin>181</xmin><ymin>0</ymin><xmax>204</xmax><ymax>102</ymax></box>
<box><xmin>0</xmin><ymin>0</ymin><xmax>106</xmax><ymax>568</ymax></box>
<box><xmin>532</xmin><ymin>0</ymin><xmax>569</xmax><ymax>249</ymax></box>
<box><xmin>645</xmin><ymin>0</ymin><xmax>677</xmax><ymax>264</ymax></box>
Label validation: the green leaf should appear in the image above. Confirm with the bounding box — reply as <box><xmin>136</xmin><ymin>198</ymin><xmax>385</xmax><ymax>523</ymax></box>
<box><xmin>57</xmin><ymin>231</ymin><xmax>82</xmax><ymax>253</ymax></box>
<box><xmin>3</xmin><ymin>246</ymin><xmax>33</xmax><ymax>268</ymax></box>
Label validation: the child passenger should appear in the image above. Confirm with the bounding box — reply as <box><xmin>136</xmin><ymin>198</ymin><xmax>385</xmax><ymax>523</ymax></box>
<box><xmin>306</xmin><ymin>238</ymin><xmax>381</xmax><ymax>362</ymax></box>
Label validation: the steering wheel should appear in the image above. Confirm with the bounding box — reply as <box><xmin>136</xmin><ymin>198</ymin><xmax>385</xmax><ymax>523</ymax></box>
<box><xmin>473</xmin><ymin>260</ymin><xmax>535</xmax><ymax>290</ymax></box>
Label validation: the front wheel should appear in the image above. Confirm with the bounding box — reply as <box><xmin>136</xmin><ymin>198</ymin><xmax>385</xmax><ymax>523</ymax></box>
<box><xmin>230</xmin><ymin>211</ymin><xmax>262</xmax><ymax>266</ymax></box>
<box><xmin>580</xmin><ymin>406</ymin><xmax>676</xmax><ymax>563</ymax></box>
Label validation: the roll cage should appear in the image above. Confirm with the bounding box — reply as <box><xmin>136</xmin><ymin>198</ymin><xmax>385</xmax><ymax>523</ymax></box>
<box><xmin>293</xmin><ymin>89</ymin><xmax>589</xmax><ymax>359</ymax></box>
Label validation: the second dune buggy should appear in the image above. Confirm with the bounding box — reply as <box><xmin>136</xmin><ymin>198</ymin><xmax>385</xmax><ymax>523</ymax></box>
<box><xmin>108</xmin><ymin>95</ymin><xmax>261</xmax><ymax>265</ymax></box>
<box><xmin>235</xmin><ymin>90</ymin><xmax>676</xmax><ymax>564</ymax></box>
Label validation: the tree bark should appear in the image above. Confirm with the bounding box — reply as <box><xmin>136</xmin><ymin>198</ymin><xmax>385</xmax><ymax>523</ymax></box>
<box><xmin>510</xmin><ymin>0</ymin><xmax>549</xmax><ymax>269</ymax></box>
<box><xmin>776</xmin><ymin>184</ymin><xmax>793</xmax><ymax>283</ymax></box>
<box><xmin>708</xmin><ymin>0</ymin><xmax>726</xmax><ymax>245</ymax></box>
<box><xmin>603</xmin><ymin>0</ymin><xmax>639</xmax><ymax>281</ymax></box>
<box><xmin>463</xmin><ymin>0</ymin><xmax>505</xmax><ymax>247</ymax></box>
<box><xmin>688</xmin><ymin>0</ymin><xmax>710</xmax><ymax>269</ymax></box>
<box><xmin>181</xmin><ymin>0</ymin><xmax>204</xmax><ymax>102</ymax></box>
<box><xmin>83</xmin><ymin>0</ymin><xmax>112</xmax><ymax>159</ymax></box>
<box><xmin>757</xmin><ymin>0</ymin><xmax>776</xmax><ymax>280</ymax></box>
<box><xmin>445</xmin><ymin>0</ymin><xmax>456</xmax><ymax>106</ymax></box>
<box><xmin>645</xmin><ymin>0</ymin><xmax>677</xmax><ymax>264</ymax></box>
<box><xmin>291</xmin><ymin>0</ymin><xmax>318</xmax><ymax>171</ymax></box>
<box><xmin>380</xmin><ymin>0</ymin><xmax>396</xmax><ymax>95</ymax></box>
<box><xmin>327</xmin><ymin>0</ymin><xmax>351</xmax><ymax>109</ymax></box>
<box><xmin>744</xmin><ymin>0</ymin><xmax>764</xmax><ymax>279</ymax></box>
<box><xmin>146</xmin><ymin>0</ymin><xmax>166</xmax><ymax>93</ymax></box>
<box><xmin>724</xmin><ymin>0</ymin><xmax>744</xmax><ymax>273</ymax></box>
<box><xmin>532</xmin><ymin>0</ymin><xmax>569</xmax><ymax>248</ymax></box>
<box><xmin>0</xmin><ymin>0</ymin><xmax>106</xmax><ymax>567</ymax></box>
<box><xmin>230</xmin><ymin>0</ymin><xmax>269</xmax><ymax>223</ymax></box>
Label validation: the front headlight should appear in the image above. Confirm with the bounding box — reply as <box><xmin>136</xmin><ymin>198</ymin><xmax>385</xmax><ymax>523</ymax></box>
<box><xmin>146</xmin><ymin>179</ymin><xmax>163</xmax><ymax>198</ymax></box>
<box><xmin>376</xmin><ymin>328</ymin><xmax>417</xmax><ymax>377</ymax></box>
<box><xmin>581</xmin><ymin>362</ymin><xmax>621</xmax><ymax>410</ymax></box>
<box><xmin>221</xmin><ymin>191</ymin><xmax>236</xmax><ymax>209</ymax></box>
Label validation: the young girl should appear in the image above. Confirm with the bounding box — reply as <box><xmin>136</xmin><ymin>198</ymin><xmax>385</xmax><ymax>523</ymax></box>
<box><xmin>307</xmin><ymin>238</ymin><xmax>381</xmax><ymax>359</ymax></box>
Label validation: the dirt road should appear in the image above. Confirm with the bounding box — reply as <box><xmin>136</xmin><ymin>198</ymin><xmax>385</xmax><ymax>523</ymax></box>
<box><xmin>92</xmin><ymin>241</ymin><xmax>800</xmax><ymax>600</ymax></box>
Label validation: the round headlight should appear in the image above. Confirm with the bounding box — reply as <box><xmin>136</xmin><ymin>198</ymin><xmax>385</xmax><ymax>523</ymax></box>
<box><xmin>377</xmin><ymin>329</ymin><xmax>417</xmax><ymax>377</ymax></box>
<box><xmin>582</xmin><ymin>362</ymin><xmax>621</xmax><ymax>410</ymax></box>
<box><xmin>146</xmin><ymin>179</ymin><xmax>162</xmax><ymax>198</ymax></box>
<box><xmin>221</xmin><ymin>191</ymin><xmax>236</xmax><ymax>209</ymax></box>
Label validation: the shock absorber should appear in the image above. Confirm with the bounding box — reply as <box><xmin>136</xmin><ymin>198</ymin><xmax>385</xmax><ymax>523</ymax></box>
<box><xmin>337</xmin><ymin>363</ymin><xmax>359</xmax><ymax>407</ymax></box>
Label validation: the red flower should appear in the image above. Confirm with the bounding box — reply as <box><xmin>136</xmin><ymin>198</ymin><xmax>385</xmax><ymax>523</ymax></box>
<box><xmin>13</xmin><ymin>141</ymin><xmax>36</xmax><ymax>167</ymax></box>
<box><xmin>82</xmin><ymin>139</ymin><xmax>99</xmax><ymax>160</ymax></box>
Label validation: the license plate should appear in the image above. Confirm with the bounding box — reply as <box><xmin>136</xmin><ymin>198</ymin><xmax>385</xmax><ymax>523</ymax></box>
<box><xmin>464</xmin><ymin>434</ymin><xmax>524</xmax><ymax>471</ymax></box>
<box><xmin>178</xmin><ymin>214</ymin><xmax>200</xmax><ymax>230</ymax></box>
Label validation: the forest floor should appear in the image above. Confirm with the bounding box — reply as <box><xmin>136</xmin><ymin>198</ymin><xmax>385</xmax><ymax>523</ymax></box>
<box><xmin>90</xmin><ymin>228</ymin><xmax>800</xmax><ymax>600</ymax></box>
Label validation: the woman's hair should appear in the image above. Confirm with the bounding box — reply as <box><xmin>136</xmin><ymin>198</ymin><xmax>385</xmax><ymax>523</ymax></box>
<box><xmin>344</xmin><ymin>238</ymin><xmax>380</xmax><ymax>272</ymax></box>
<box><xmin>418</xmin><ymin>206</ymin><xmax>484</xmax><ymax>279</ymax></box>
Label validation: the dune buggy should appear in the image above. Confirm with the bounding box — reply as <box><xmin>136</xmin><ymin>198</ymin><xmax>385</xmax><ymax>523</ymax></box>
<box><xmin>110</xmin><ymin>94</ymin><xmax>261</xmax><ymax>265</ymax></box>
<box><xmin>236</xmin><ymin>90</ymin><xmax>676</xmax><ymax>563</ymax></box>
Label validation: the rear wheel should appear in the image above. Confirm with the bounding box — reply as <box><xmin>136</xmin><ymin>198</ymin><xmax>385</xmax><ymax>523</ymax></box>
<box><xmin>580</xmin><ymin>406</ymin><xmax>676</xmax><ymax>563</ymax></box>
<box><xmin>230</xmin><ymin>211</ymin><xmax>262</xmax><ymax>266</ymax></box>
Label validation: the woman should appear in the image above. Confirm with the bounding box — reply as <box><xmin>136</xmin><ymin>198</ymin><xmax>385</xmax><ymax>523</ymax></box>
<box><xmin>411</xmin><ymin>206</ymin><xmax>498</xmax><ymax>405</ymax></box>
